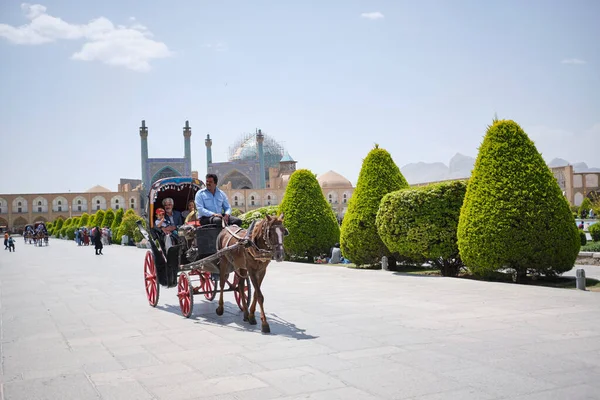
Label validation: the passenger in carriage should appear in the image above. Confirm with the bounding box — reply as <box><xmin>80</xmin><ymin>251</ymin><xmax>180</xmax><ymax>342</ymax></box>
<box><xmin>195</xmin><ymin>173</ymin><xmax>243</xmax><ymax>227</ymax></box>
<box><xmin>158</xmin><ymin>197</ymin><xmax>183</xmax><ymax>232</ymax></box>
<box><xmin>183</xmin><ymin>200</ymin><xmax>200</xmax><ymax>226</ymax></box>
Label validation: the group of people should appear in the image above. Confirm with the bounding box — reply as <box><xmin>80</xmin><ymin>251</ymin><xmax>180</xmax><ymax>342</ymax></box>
<box><xmin>74</xmin><ymin>227</ymin><xmax>111</xmax><ymax>247</ymax></box>
<box><xmin>73</xmin><ymin>227</ymin><xmax>105</xmax><ymax>255</ymax></box>
<box><xmin>4</xmin><ymin>231</ymin><xmax>15</xmax><ymax>252</ymax></box>
<box><xmin>153</xmin><ymin>174</ymin><xmax>243</xmax><ymax>251</ymax></box>
<box><xmin>314</xmin><ymin>243</ymin><xmax>351</xmax><ymax>264</ymax></box>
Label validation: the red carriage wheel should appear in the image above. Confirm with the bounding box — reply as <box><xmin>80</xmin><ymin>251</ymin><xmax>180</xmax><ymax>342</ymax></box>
<box><xmin>144</xmin><ymin>250</ymin><xmax>160</xmax><ymax>307</ymax></box>
<box><xmin>177</xmin><ymin>272</ymin><xmax>194</xmax><ymax>318</ymax></box>
<box><xmin>233</xmin><ymin>273</ymin><xmax>252</xmax><ymax>312</ymax></box>
<box><xmin>201</xmin><ymin>272</ymin><xmax>218</xmax><ymax>301</ymax></box>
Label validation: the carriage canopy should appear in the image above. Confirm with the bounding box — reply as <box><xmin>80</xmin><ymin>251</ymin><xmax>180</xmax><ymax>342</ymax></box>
<box><xmin>146</xmin><ymin>177</ymin><xmax>204</xmax><ymax>229</ymax></box>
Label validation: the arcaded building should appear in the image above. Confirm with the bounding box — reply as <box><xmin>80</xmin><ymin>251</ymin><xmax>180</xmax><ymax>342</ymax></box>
<box><xmin>0</xmin><ymin>181</ymin><xmax>141</xmax><ymax>232</ymax></box>
<box><xmin>551</xmin><ymin>165</ymin><xmax>600</xmax><ymax>206</ymax></box>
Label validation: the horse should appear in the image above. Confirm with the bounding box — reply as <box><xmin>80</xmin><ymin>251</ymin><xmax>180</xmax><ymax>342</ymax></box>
<box><xmin>215</xmin><ymin>214</ymin><xmax>287</xmax><ymax>333</ymax></box>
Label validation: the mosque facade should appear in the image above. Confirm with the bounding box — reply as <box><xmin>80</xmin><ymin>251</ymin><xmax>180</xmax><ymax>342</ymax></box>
<box><xmin>204</xmin><ymin>128</ymin><xmax>354</xmax><ymax>219</ymax></box>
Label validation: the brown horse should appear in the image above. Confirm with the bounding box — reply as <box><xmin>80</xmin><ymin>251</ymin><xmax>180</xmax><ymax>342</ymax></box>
<box><xmin>215</xmin><ymin>214</ymin><xmax>286</xmax><ymax>333</ymax></box>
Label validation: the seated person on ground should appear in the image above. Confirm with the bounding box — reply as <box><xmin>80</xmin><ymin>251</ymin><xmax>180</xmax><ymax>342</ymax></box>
<box><xmin>329</xmin><ymin>243</ymin><xmax>341</xmax><ymax>264</ymax></box>
<box><xmin>195</xmin><ymin>173</ymin><xmax>242</xmax><ymax>227</ymax></box>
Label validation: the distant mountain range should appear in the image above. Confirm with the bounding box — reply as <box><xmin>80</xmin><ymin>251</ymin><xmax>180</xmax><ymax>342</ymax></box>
<box><xmin>401</xmin><ymin>154</ymin><xmax>600</xmax><ymax>185</ymax></box>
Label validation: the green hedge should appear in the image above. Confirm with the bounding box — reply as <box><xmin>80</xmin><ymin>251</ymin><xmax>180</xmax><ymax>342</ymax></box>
<box><xmin>340</xmin><ymin>145</ymin><xmax>408</xmax><ymax>266</ymax></box>
<box><xmin>115</xmin><ymin>214</ymin><xmax>146</xmax><ymax>244</ymax></box>
<box><xmin>457</xmin><ymin>120</ymin><xmax>580</xmax><ymax>280</ymax></box>
<box><xmin>239</xmin><ymin>206</ymin><xmax>279</xmax><ymax>229</ymax></box>
<box><xmin>377</xmin><ymin>180</ymin><xmax>467</xmax><ymax>276</ymax></box>
<box><xmin>92</xmin><ymin>210</ymin><xmax>105</xmax><ymax>228</ymax></box>
<box><xmin>589</xmin><ymin>223</ymin><xmax>600</xmax><ymax>242</ymax></box>
<box><xmin>102</xmin><ymin>209</ymin><xmax>115</xmax><ymax>228</ymax></box>
<box><xmin>279</xmin><ymin>169</ymin><xmax>340</xmax><ymax>261</ymax></box>
<box><xmin>111</xmin><ymin>208</ymin><xmax>125</xmax><ymax>243</ymax></box>
<box><xmin>79</xmin><ymin>213</ymin><xmax>90</xmax><ymax>227</ymax></box>
<box><xmin>65</xmin><ymin>226</ymin><xmax>77</xmax><ymax>240</ymax></box>
<box><xmin>54</xmin><ymin>217</ymin><xmax>64</xmax><ymax>231</ymax></box>
<box><xmin>231</xmin><ymin>208</ymin><xmax>243</xmax><ymax>217</ymax></box>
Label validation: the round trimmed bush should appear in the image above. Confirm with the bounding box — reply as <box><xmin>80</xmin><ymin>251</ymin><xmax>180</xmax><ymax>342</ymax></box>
<box><xmin>457</xmin><ymin>120</ymin><xmax>580</xmax><ymax>279</ymax></box>
<box><xmin>377</xmin><ymin>180</ymin><xmax>467</xmax><ymax>276</ymax></box>
<box><xmin>279</xmin><ymin>169</ymin><xmax>340</xmax><ymax>261</ymax></box>
<box><xmin>340</xmin><ymin>145</ymin><xmax>408</xmax><ymax>266</ymax></box>
<box><xmin>588</xmin><ymin>223</ymin><xmax>600</xmax><ymax>242</ymax></box>
<box><xmin>239</xmin><ymin>206</ymin><xmax>278</xmax><ymax>229</ymax></box>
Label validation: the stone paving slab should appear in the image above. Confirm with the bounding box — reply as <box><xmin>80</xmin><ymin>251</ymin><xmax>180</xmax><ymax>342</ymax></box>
<box><xmin>1</xmin><ymin>240</ymin><xmax>600</xmax><ymax>399</ymax></box>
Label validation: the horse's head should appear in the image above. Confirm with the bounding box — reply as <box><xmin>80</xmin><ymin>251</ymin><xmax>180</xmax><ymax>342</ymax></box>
<box><xmin>254</xmin><ymin>213</ymin><xmax>288</xmax><ymax>262</ymax></box>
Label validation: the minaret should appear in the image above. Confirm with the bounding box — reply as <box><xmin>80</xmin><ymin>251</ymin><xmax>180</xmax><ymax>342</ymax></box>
<box><xmin>183</xmin><ymin>120</ymin><xmax>192</xmax><ymax>175</ymax></box>
<box><xmin>205</xmin><ymin>134</ymin><xmax>212</xmax><ymax>174</ymax></box>
<box><xmin>256</xmin><ymin>129</ymin><xmax>266</xmax><ymax>189</ymax></box>
<box><xmin>140</xmin><ymin>120</ymin><xmax>149</xmax><ymax>191</ymax></box>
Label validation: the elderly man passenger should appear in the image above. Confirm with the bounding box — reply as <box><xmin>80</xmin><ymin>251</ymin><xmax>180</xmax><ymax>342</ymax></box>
<box><xmin>195</xmin><ymin>174</ymin><xmax>243</xmax><ymax>227</ymax></box>
<box><xmin>158</xmin><ymin>197</ymin><xmax>182</xmax><ymax>233</ymax></box>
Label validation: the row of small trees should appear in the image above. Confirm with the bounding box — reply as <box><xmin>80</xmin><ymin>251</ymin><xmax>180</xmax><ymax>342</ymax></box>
<box><xmin>47</xmin><ymin>208</ymin><xmax>146</xmax><ymax>244</ymax></box>
<box><xmin>337</xmin><ymin>119</ymin><xmax>580</xmax><ymax>280</ymax></box>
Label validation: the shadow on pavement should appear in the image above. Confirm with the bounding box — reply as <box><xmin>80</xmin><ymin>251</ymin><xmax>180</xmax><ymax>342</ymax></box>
<box><xmin>156</xmin><ymin>302</ymin><xmax>318</xmax><ymax>340</ymax></box>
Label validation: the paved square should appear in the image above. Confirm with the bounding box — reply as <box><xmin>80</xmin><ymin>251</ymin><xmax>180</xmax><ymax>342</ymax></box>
<box><xmin>1</xmin><ymin>239</ymin><xmax>599</xmax><ymax>399</ymax></box>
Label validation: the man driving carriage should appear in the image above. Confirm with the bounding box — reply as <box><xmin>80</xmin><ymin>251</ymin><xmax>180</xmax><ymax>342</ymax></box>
<box><xmin>195</xmin><ymin>174</ymin><xmax>242</xmax><ymax>227</ymax></box>
<box><xmin>35</xmin><ymin>223</ymin><xmax>47</xmax><ymax>234</ymax></box>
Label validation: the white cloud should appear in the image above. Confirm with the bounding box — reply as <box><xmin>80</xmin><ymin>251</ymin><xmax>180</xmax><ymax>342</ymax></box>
<box><xmin>360</xmin><ymin>12</ymin><xmax>384</xmax><ymax>20</ymax></box>
<box><xmin>561</xmin><ymin>58</ymin><xmax>586</xmax><ymax>65</ymax></box>
<box><xmin>0</xmin><ymin>3</ymin><xmax>171</xmax><ymax>71</ymax></box>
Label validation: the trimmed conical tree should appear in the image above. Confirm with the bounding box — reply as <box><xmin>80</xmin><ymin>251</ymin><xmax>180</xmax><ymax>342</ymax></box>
<box><xmin>279</xmin><ymin>169</ymin><xmax>340</xmax><ymax>261</ymax></box>
<box><xmin>102</xmin><ymin>209</ymin><xmax>115</xmax><ymax>228</ymax></box>
<box><xmin>92</xmin><ymin>210</ymin><xmax>105</xmax><ymax>227</ymax></box>
<box><xmin>457</xmin><ymin>120</ymin><xmax>580</xmax><ymax>279</ymax></box>
<box><xmin>79</xmin><ymin>213</ymin><xmax>90</xmax><ymax>227</ymax></box>
<box><xmin>340</xmin><ymin>145</ymin><xmax>408</xmax><ymax>266</ymax></box>
<box><xmin>111</xmin><ymin>208</ymin><xmax>125</xmax><ymax>243</ymax></box>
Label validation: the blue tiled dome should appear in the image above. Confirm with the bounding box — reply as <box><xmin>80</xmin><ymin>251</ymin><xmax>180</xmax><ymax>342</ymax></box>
<box><xmin>229</xmin><ymin>133</ymin><xmax>285</xmax><ymax>169</ymax></box>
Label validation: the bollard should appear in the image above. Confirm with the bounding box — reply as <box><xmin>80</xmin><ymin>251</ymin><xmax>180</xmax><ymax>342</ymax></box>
<box><xmin>576</xmin><ymin>269</ymin><xmax>586</xmax><ymax>291</ymax></box>
<box><xmin>381</xmin><ymin>256</ymin><xmax>389</xmax><ymax>271</ymax></box>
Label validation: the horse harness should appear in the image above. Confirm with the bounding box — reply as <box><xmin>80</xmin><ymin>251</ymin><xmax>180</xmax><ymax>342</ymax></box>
<box><xmin>220</xmin><ymin>220</ymin><xmax>276</xmax><ymax>263</ymax></box>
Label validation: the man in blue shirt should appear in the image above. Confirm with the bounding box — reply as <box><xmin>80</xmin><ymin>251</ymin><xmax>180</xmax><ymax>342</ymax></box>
<box><xmin>195</xmin><ymin>174</ymin><xmax>243</xmax><ymax>227</ymax></box>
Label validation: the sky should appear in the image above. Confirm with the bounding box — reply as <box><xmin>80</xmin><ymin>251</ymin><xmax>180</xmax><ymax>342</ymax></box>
<box><xmin>1</xmin><ymin>0</ymin><xmax>599</xmax><ymax>194</ymax></box>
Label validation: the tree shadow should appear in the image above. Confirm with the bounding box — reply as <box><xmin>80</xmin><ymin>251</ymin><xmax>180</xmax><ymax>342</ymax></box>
<box><xmin>156</xmin><ymin>301</ymin><xmax>317</xmax><ymax>340</ymax></box>
<box><xmin>391</xmin><ymin>271</ymin><xmax>443</xmax><ymax>278</ymax></box>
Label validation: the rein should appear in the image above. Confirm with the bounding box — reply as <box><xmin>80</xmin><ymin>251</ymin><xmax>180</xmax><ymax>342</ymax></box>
<box><xmin>220</xmin><ymin>217</ymin><xmax>283</xmax><ymax>263</ymax></box>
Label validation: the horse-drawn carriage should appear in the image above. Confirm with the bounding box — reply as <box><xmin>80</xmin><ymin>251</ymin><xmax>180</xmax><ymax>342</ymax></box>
<box><xmin>138</xmin><ymin>176</ymin><xmax>287</xmax><ymax>332</ymax></box>
<box><xmin>24</xmin><ymin>224</ymin><xmax>35</xmax><ymax>244</ymax></box>
<box><xmin>33</xmin><ymin>221</ymin><xmax>49</xmax><ymax>246</ymax></box>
